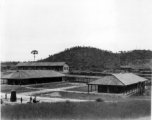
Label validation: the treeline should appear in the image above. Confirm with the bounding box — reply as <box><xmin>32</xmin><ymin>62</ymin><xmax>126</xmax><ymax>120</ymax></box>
<box><xmin>39</xmin><ymin>46</ymin><xmax>152</xmax><ymax>71</ymax></box>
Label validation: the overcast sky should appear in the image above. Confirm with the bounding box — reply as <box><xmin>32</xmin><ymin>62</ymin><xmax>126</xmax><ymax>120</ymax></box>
<box><xmin>1</xmin><ymin>0</ymin><xmax>152</xmax><ymax>62</ymax></box>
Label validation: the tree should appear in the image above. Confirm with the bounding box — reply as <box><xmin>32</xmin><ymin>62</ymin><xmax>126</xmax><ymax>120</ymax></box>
<box><xmin>31</xmin><ymin>50</ymin><xmax>38</xmax><ymax>61</ymax></box>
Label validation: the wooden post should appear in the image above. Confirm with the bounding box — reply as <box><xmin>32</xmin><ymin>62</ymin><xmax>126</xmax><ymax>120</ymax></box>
<box><xmin>62</xmin><ymin>77</ymin><xmax>65</xmax><ymax>82</ymax></box>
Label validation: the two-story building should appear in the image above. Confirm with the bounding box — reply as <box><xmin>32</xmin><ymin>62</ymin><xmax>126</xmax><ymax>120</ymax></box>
<box><xmin>16</xmin><ymin>62</ymin><xmax>69</xmax><ymax>73</ymax></box>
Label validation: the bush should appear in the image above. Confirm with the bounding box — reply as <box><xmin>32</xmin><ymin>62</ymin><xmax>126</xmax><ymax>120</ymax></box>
<box><xmin>96</xmin><ymin>98</ymin><xmax>104</xmax><ymax>102</ymax></box>
<box><xmin>65</xmin><ymin>100</ymin><xmax>70</xmax><ymax>103</ymax></box>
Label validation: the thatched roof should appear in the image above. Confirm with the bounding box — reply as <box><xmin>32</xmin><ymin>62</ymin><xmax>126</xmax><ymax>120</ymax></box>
<box><xmin>88</xmin><ymin>73</ymin><xmax>148</xmax><ymax>86</ymax></box>
<box><xmin>16</xmin><ymin>62</ymin><xmax>67</xmax><ymax>67</ymax></box>
<box><xmin>1</xmin><ymin>70</ymin><xmax>65</xmax><ymax>79</ymax></box>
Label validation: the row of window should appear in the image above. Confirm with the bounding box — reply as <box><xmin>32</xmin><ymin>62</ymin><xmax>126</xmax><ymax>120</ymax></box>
<box><xmin>18</xmin><ymin>67</ymin><xmax>69</xmax><ymax>71</ymax></box>
<box><xmin>64</xmin><ymin>67</ymin><xmax>69</xmax><ymax>70</ymax></box>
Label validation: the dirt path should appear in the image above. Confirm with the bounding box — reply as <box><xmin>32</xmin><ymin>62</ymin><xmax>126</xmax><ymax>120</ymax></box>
<box><xmin>1</xmin><ymin>92</ymin><xmax>92</xmax><ymax>105</ymax></box>
<box><xmin>21</xmin><ymin>85</ymin><xmax>86</xmax><ymax>96</ymax></box>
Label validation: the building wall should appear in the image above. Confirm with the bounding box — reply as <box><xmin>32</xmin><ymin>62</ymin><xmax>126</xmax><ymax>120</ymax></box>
<box><xmin>18</xmin><ymin>65</ymin><xmax>69</xmax><ymax>73</ymax></box>
<box><xmin>98</xmin><ymin>83</ymin><xmax>145</xmax><ymax>94</ymax></box>
<box><xmin>120</xmin><ymin>68</ymin><xmax>131</xmax><ymax>72</ymax></box>
<box><xmin>63</xmin><ymin>64</ymin><xmax>69</xmax><ymax>73</ymax></box>
<box><xmin>7</xmin><ymin>77</ymin><xmax>63</xmax><ymax>85</ymax></box>
<box><xmin>98</xmin><ymin>85</ymin><xmax>125</xmax><ymax>93</ymax></box>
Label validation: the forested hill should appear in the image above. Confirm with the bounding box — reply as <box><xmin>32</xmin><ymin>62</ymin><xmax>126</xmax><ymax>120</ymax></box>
<box><xmin>39</xmin><ymin>46</ymin><xmax>152</xmax><ymax>71</ymax></box>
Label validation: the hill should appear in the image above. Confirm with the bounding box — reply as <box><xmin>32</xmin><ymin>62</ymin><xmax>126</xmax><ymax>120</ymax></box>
<box><xmin>39</xmin><ymin>46</ymin><xmax>152</xmax><ymax>71</ymax></box>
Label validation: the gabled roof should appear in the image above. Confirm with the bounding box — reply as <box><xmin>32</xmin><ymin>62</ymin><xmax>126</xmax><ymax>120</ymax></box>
<box><xmin>1</xmin><ymin>70</ymin><xmax>65</xmax><ymax>79</ymax></box>
<box><xmin>88</xmin><ymin>73</ymin><xmax>148</xmax><ymax>86</ymax></box>
<box><xmin>112</xmin><ymin>73</ymin><xmax>148</xmax><ymax>85</ymax></box>
<box><xmin>88</xmin><ymin>76</ymin><xmax>124</xmax><ymax>86</ymax></box>
<box><xmin>16</xmin><ymin>62</ymin><xmax>67</xmax><ymax>67</ymax></box>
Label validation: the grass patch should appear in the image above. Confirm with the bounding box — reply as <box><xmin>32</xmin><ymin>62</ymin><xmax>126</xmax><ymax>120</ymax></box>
<box><xmin>1</xmin><ymin>85</ymin><xmax>38</xmax><ymax>93</ymax></box>
<box><xmin>35</xmin><ymin>91</ymin><xmax>123</xmax><ymax>101</ymax></box>
<box><xmin>67</xmin><ymin>86</ymin><xmax>96</xmax><ymax>92</ymax></box>
<box><xmin>29</xmin><ymin>82</ymin><xmax>74</xmax><ymax>89</ymax></box>
<box><xmin>1</xmin><ymin>100</ymin><xmax>151</xmax><ymax>119</ymax></box>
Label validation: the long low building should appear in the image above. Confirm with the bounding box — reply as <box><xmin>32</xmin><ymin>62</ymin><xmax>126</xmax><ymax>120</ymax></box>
<box><xmin>88</xmin><ymin>73</ymin><xmax>148</xmax><ymax>95</ymax></box>
<box><xmin>1</xmin><ymin>70</ymin><xmax>65</xmax><ymax>85</ymax></box>
<box><xmin>16</xmin><ymin>62</ymin><xmax>69</xmax><ymax>73</ymax></box>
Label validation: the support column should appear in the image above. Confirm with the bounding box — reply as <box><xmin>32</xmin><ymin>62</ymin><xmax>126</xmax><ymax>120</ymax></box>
<box><xmin>62</xmin><ymin>77</ymin><xmax>65</xmax><ymax>82</ymax></box>
<box><xmin>88</xmin><ymin>85</ymin><xmax>89</xmax><ymax>94</ymax></box>
<box><xmin>91</xmin><ymin>85</ymin><xmax>92</xmax><ymax>92</ymax></box>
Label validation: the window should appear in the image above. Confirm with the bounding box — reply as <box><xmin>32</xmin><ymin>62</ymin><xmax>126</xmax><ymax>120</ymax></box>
<box><xmin>64</xmin><ymin>67</ymin><xmax>66</xmax><ymax>70</ymax></box>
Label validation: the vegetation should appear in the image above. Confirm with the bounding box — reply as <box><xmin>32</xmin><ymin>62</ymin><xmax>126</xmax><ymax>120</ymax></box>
<box><xmin>29</xmin><ymin>82</ymin><xmax>74</xmax><ymax>89</ymax></box>
<box><xmin>96</xmin><ymin>98</ymin><xmax>104</xmax><ymax>102</ymax></box>
<box><xmin>2</xmin><ymin>46</ymin><xmax>152</xmax><ymax>71</ymax></box>
<box><xmin>1</xmin><ymin>85</ymin><xmax>38</xmax><ymax>93</ymax></box>
<box><xmin>1</xmin><ymin>100</ymin><xmax>150</xmax><ymax>119</ymax></box>
<box><xmin>34</xmin><ymin>91</ymin><xmax>129</xmax><ymax>101</ymax></box>
<box><xmin>39</xmin><ymin>46</ymin><xmax>152</xmax><ymax>71</ymax></box>
<box><xmin>31</xmin><ymin>50</ymin><xmax>38</xmax><ymax>61</ymax></box>
<box><xmin>67</xmin><ymin>86</ymin><xmax>96</xmax><ymax>92</ymax></box>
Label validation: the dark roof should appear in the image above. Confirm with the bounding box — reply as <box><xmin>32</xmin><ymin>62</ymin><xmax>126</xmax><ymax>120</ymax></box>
<box><xmin>16</xmin><ymin>62</ymin><xmax>67</xmax><ymax>67</ymax></box>
<box><xmin>66</xmin><ymin>74</ymin><xmax>102</xmax><ymax>79</ymax></box>
<box><xmin>88</xmin><ymin>73</ymin><xmax>148</xmax><ymax>86</ymax></box>
<box><xmin>1</xmin><ymin>70</ymin><xmax>65</xmax><ymax>79</ymax></box>
<box><xmin>88</xmin><ymin>76</ymin><xmax>123</xmax><ymax>85</ymax></box>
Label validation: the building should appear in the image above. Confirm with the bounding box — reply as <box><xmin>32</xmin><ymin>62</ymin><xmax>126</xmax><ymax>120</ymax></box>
<box><xmin>120</xmin><ymin>65</ymin><xmax>132</xmax><ymax>72</ymax></box>
<box><xmin>88</xmin><ymin>73</ymin><xmax>148</xmax><ymax>95</ymax></box>
<box><xmin>1</xmin><ymin>63</ymin><xmax>18</xmax><ymax>72</ymax></box>
<box><xmin>136</xmin><ymin>68</ymin><xmax>151</xmax><ymax>80</ymax></box>
<box><xmin>16</xmin><ymin>62</ymin><xmax>69</xmax><ymax>73</ymax></box>
<box><xmin>1</xmin><ymin>70</ymin><xmax>65</xmax><ymax>85</ymax></box>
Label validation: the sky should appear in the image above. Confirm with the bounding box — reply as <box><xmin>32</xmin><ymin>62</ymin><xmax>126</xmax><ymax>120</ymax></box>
<box><xmin>1</xmin><ymin>0</ymin><xmax>152</xmax><ymax>62</ymax></box>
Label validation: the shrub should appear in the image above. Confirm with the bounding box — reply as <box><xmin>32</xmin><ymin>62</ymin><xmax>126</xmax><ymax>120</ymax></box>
<box><xmin>65</xmin><ymin>100</ymin><xmax>70</xmax><ymax>103</ymax></box>
<box><xmin>96</xmin><ymin>98</ymin><xmax>104</xmax><ymax>102</ymax></box>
